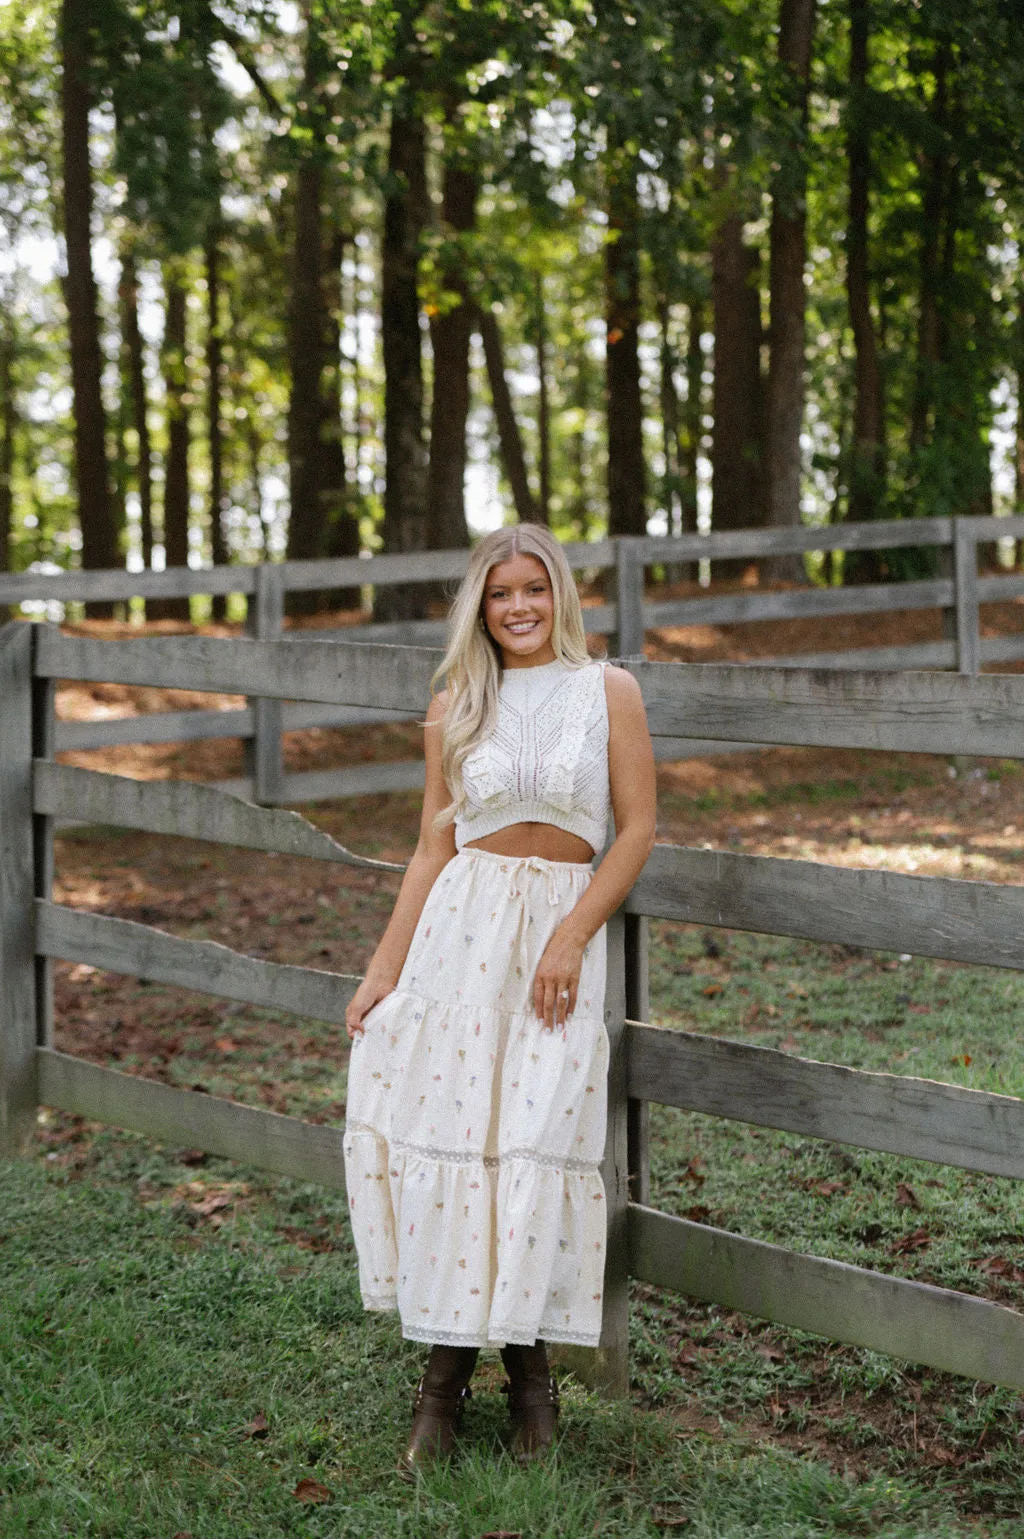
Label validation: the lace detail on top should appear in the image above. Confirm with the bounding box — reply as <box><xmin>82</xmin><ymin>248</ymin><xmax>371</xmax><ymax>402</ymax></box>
<box><xmin>455</xmin><ymin>660</ymin><xmax>610</xmax><ymax>852</ymax></box>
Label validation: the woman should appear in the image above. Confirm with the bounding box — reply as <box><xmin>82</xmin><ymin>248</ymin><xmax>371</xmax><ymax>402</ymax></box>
<box><xmin>343</xmin><ymin>524</ymin><xmax>656</xmax><ymax>1472</ymax></box>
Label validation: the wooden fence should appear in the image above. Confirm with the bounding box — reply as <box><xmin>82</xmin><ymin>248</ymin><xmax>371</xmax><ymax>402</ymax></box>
<box><xmin>5</xmin><ymin>620</ymin><xmax>1024</xmax><ymax>1396</ymax></box>
<box><xmin>4</xmin><ymin>512</ymin><xmax>1024</xmax><ymax>805</ymax></box>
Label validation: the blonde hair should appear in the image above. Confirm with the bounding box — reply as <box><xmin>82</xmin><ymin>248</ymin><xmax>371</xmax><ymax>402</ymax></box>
<box><xmin>433</xmin><ymin>525</ymin><xmax>591</xmax><ymax>829</ymax></box>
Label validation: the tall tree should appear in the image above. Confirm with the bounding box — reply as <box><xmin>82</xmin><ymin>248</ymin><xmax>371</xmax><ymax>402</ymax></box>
<box><xmin>711</xmin><ymin>205</ymin><xmax>764</xmax><ymax>557</ymax></box>
<box><xmin>285</xmin><ymin>9</ymin><xmax>330</xmax><ymax>593</ymax></box>
<box><xmin>60</xmin><ymin>0</ymin><xmax>119</xmax><ymax>601</ymax></box>
<box><xmin>426</xmin><ymin>154</ymin><xmax>476</xmax><ymax>550</ymax></box>
<box><xmin>845</xmin><ymin>0</ymin><xmax>885</xmax><ymax>527</ymax></box>
<box><xmin>152</xmin><ymin>265</ymin><xmax>191</xmax><ymax>620</ymax></box>
<box><xmin>377</xmin><ymin>107</ymin><xmax>430</xmax><ymax>620</ymax></box>
<box><xmin>205</xmin><ymin>228</ymin><xmax>229</xmax><ymax>616</ymax></box>
<box><xmin>118</xmin><ymin>245</ymin><xmax>154</xmax><ymax>570</ymax></box>
<box><xmin>765</xmin><ymin>0</ymin><xmax>817</xmax><ymax>571</ymax></box>
<box><xmin>605</xmin><ymin>136</ymin><xmax>646</xmax><ymax>537</ymax></box>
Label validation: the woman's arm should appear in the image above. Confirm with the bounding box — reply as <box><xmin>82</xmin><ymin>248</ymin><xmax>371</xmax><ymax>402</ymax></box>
<box><xmin>345</xmin><ymin>693</ymin><xmax>457</xmax><ymax>1037</ymax></box>
<box><xmin>533</xmin><ymin>666</ymin><xmax>656</xmax><ymax>1031</ymax></box>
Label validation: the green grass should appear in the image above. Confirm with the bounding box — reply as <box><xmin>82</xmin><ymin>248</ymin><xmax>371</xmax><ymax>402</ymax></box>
<box><xmin>6</xmin><ymin>910</ymin><xmax>1024</xmax><ymax>1529</ymax></box>
<box><xmin>0</xmin><ymin>1143</ymin><xmax>1001</xmax><ymax>1537</ymax></box>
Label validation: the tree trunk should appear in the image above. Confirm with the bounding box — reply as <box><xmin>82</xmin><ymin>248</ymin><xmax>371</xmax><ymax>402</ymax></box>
<box><xmin>605</xmin><ymin>145</ymin><xmax>646</xmax><ymax>537</ymax></box>
<box><xmin>377</xmin><ymin>110</ymin><xmax>429</xmax><ymax>621</ymax></box>
<box><xmin>711</xmin><ymin>210</ymin><xmax>764</xmax><ymax>572</ymax></box>
<box><xmin>205</xmin><ymin>232</ymin><xmax>229</xmax><ymax>618</ymax></box>
<box><xmin>681</xmin><ymin>294</ymin><xmax>705</xmax><ymax>537</ymax></box>
<box><xmin>535</xmin><ymin>273</ymin><xmax>552</xmax><ymax>525</ymax></box>
<box><xmin>845</xmin><ymin>0</ymin><xmax>885</xmax><ymax>537</ymax></box>
<box><xmin>321</xmin><ymin>222</ymin><xmax>360</xmax><ymax>607</ymax></box>
<box><xmin>0</xmin><ymin>315</ymin><xmax>14</xmax><ymax>603</ymax></box>
<box><xmin>765</xmin><ymin>0</ymin><xmax>817</xmax><ymax>578</ymax></box>
<box><xmin>153</xmin><ymin>269</ymin><xmax>191</xmax><ymax>621</ymax></box>
<box><xmin>478</xmin><ymin>306</ymin><xmax>538</xmax><ymax>522</ymax></box>
<box><xmin>60</xmin><ymin>0</ymin><xmax>118</xmax><ymax>610</ymax></box>
<box><xmin>118</xmin><ymin>247</ymin><xmax>154</xmax><ymax>573</ymax></box>
<box><xmin>286</xmin><ymin>154</ymin><xmax>326</xmax><ymax>573</ymax></box>
<box><xmin>426</xmin><ymin>161</ymin><xmax>475</xmax><ymax>550</ymax></box>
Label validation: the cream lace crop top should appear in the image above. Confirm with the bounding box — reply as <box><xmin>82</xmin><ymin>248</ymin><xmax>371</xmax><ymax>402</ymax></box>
<box><xmin>454</xmin><ymin>659</ymin><xmax>610</xmax><ymax>853</ymax></box>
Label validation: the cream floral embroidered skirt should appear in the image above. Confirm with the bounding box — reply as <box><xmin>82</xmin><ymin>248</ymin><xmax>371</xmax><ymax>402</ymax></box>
<box><xmin>343</xmin><ymin>847</ymin><xmax>609</xmax><ymax>1348</ymax></box>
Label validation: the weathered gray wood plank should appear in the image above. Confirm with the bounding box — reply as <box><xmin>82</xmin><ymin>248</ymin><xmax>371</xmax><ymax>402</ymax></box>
<box><xmin>0</xmin><ymin>565</ymin><xmax>258</xmax><ymax>604</ymax></box>
<box><xmin>54</xmin><ymin>706</ymin><xmax>255</xmax><ymax>751</ymax></box>
<box><xmin>645</xmin><ymin>579</ymin><xmax>953</xmax><ymax>631</ymax></box>
<box><xmin>953</xmin><ymin>521</ymin><xmax>981</xmax><ymax>676</ymax></box>
<box><xmin>0</xmin><ymin>624</ymin><xmax>38</xmax><ymax>1155</ymax></box>
<box><xmin>33</xmin><ymin>763</ymin><xmax>405</xmax><ymax>871</ymax></box>
<box><xmin>282</xmin><ymin>538</ymin><xmax>616</xmax><ymax>593</ymax></box>
<box><xmin>615</xmin><ymin>539</ymin><xmax>646</xmax><ymax>657</ymax></box>
<box><xmin>636</xmin><ymin>517</ymin><xmax>954</xmax><ymax>563</ymax></box>
<box><xmin>763</xmin><ymin>641</ymin><xmax>956</xmax><ymax>672</ymax></box>
<box><xmin>629</xmin><ymin>1204</ymin><xmax>1024</xmax><ymax>1390</ymax></box>
<box><xmin>35</xmin><ymin>630</ymin><xmax>441</xmax><ymax>709</ymax></box>
<box><xmin>628</xmin><ymin>842</ymin><xmax>1024</xmax><ymax>970</ymax></box>
<box><xmin>35</xmin><ymin>901</ymin><xmax>360</xmax><ymax>1024</ymax></box>
<box><xmin>280</xmin><ymin>763</ymin><xmax>426</xmax><ymax>803</ymax></box>
<box><xmin>627</xmin><ymin>1023</ymin><xmax>1024</xmax><ymax>1178</ymax></box>
<box><xmin>978</xmin><ymin>574</ymin><xmax>1024</xmax><ymax>602</ymax></box>
<box><xmin>36</xmin><ymin>1048</ymin><xmax>347</xmax><ymax>1190</ymax></box>
<box><xmin>594</xmin><ymin>907</ymin><xmax>631</xmax><ymax>1396</ymax></box>
<box><xmin>246</xmin><ymin>563</ymin><xmax>285</xmax><ymax>802</ymax></box>
<box><xmin>623</xmin><ymin>658</ymin><xmax>1024</xmax><ymax>756</ymax></box>
<box><xmin>32</xmin><ymin>656</ymin><xmax>56</xmax><ymax>1050</ymax></box>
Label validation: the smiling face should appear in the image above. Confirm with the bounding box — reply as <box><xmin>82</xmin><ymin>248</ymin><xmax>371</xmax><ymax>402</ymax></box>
<box><xmin>481</xmin><ymin>552</ymin><xmax>557</xmax><ymax>668</ymax></box>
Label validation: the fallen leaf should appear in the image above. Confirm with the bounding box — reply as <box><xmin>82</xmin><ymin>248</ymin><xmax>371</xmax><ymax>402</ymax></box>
<box><xmin>807</xmin><ymin>1180</ymin><xmax>846</xmax><ymax>1197</ymax></box>
<box><xmin>293</xmin><ymin>1478</ymin><xmax>332</xmax><ymax>1504</ymax></box>
<box><xmin>214</xmin><ymin>1036</ymin><xmax>238</xmax><ymax>1053</ymax></box>
<box><xmin>702</xmin><ymin>982</ymin><xmax>723</xmax><ymax>997</ymax></box>
<box><xmin>683</xmin><ymin>1204</ymin><xmax>711</xmax><ymax>1223</ymax></box>
<box><xmin>889</xmin><ymin>1227</ymin><xmax>931</xmax><ymax>1255</ymax></box>
<box><xmin>681</xmin><ymin>1158</ymin><xmax>706</xmax><ymax>1185</ymax></box>
<box><xmin>242</xmin><ymin>1412</ymin><xmax>270</xmax><ymax>1439</ymax></box>
<box><xmin>277</xmin><ymin>1225</ymin><xmax>335</xmax><ymax>1254</ymax></box>
<box><xmin>674</xmin><ymin>1341</ymin><xmax>701</xmax><ymax>1366</ymax></box>
<box><xmin>755</xmin><ymin>1343</ymin><xmax>786</xmax><ymax>1363</ymax></box>
<box><xmin>978</xmin><ymin>1255</ymin><xmax>1024</xmax><ymax>1283</ymax></box>
<box><xmin>190</xmin><ymin>1191</ymin><xmax>233</xmax><ymax>1218</ymax></box>
<box><xmin>895</xmin><ymin>1182</ymin><xmax>921</xmax><ymax>1210</ymax></box>
<box><xmin>950</xmin><ymin>1053</ymin><xmax>973</xmax><ymax>1067</ymax></box>
<box><xmin>178</xmin><ymin>1149</ymin><xmax>207</xmax><ymax>1168</ymax></box>
<box><xmin>907</xmin><ymin>1004</ymin><xmax>932</xmax><ymax>1015</ymax></box>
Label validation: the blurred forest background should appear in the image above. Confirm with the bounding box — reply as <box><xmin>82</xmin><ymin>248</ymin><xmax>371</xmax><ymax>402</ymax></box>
<box><xmin>1</xmin><ymin>0</ymin><xmax>1023</xmax><ymax>618</ymax></box>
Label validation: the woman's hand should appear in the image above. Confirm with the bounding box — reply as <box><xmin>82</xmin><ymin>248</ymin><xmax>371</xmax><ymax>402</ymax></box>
<box><xmin>345</xmin><ymin>972</ymin><xmax>398</xmax><ymax>1040</ymax></box>
<box><xmin>533</xmin><ymin>928</ymin><xmax>585</xmax><ymax>1032</ymax></box>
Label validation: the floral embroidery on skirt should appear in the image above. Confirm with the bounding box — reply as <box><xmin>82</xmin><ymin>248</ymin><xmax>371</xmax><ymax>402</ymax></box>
<box><xmin>343</xmin><ymin>846</ymin><xmax>608</xmax><ymax>1348</ymax></box>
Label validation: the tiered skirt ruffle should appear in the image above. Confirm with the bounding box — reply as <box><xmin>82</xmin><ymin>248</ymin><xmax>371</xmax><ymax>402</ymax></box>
<box><xmin>343</xmin><ymin>847</ymin><xmax>608</xmax><ymax>1347</ymax></box>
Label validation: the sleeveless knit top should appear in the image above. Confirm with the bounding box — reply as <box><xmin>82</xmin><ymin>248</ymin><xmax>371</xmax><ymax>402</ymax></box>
<box><xmin>454</xmin><ymin>659</ymin><xmax>610</xmax><ymax>853</ymax></box>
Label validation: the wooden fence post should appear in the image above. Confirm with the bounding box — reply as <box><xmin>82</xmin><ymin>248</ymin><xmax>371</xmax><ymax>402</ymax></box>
<box><xmin>32</xmin><ymin>630</ymin><xmax>56</xmax><ymax>1047</ymax></box>
<box><xmin>0</xmin><ymin>623</ymin><xmax>38</xmax><ymax>1155</ymax></box>
<box><xmin>245</xmin><ymin>563</ymin><xmax>285</xmax><ymax>803</ymax></box>
<box><xmin>625</xmin><ymin>912</ymin><xmax>650</xmax><ymax>1207</ymax></box>
<box><xmin>952</xmin><ymin>517</ymin><xmax>981</xmax><ymax>676</ymax></box>
<box><xmin>614</xmin><ymin>538</ymin><xmax>646</xmax><ymax>658</ymax></box>
<box><xmin>595</xmin><ymin>905</ymin><xmax>632</xmax><ymax>1395</ymax></box>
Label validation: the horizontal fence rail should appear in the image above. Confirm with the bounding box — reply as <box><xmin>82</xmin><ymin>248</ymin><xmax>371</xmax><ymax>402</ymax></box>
<box><xmin>7</xmin><ymin>512</ymin><xmax>1024</xmax><ymax>803</ymax></box>
<box><xmin>5</xmin><ymin>621</ymin><xmax>1024</xmax><ymax>1400</ymax></box>
<box><xmin>628</xmin><ymin>1206</ymin><xmax>1024</xmax><ymax>1390</ymax></box>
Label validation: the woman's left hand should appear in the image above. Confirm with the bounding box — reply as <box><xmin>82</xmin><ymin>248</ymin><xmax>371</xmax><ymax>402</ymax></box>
<box><xmin>533</xmin><ymin>929</ymin><xmax>585</xmax><ymax>1032</ymax></box>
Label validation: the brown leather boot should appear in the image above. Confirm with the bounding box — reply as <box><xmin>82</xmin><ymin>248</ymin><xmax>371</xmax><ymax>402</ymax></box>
<box><xmin>501</xmin><ymin>1341</ymin><xmax>560</xmax><ymax>1461</ymax></box>
<box><xmin>400</xmin><ymin>1345</ymin><xmax>478</xmax><ymax>1476</ymax></box>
